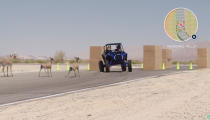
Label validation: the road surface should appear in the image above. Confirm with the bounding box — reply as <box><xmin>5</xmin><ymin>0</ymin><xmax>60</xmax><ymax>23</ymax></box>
<box><xmin>0</xmin><ymin>66</ymin><xmax>193</xmax><ymax>105</ymax></box>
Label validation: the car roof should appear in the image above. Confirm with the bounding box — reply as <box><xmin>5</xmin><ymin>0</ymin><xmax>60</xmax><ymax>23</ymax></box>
<box><xmin>105</xmin><ymin>43</ymin><xmax>122</xmax><ymax>46</ymax></box>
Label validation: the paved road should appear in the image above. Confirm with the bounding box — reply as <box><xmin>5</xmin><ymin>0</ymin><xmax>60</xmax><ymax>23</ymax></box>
<box><xmin>0</xmin><ymin>66</ymin><xmax>194</xmax><ymax>105</ymax></box>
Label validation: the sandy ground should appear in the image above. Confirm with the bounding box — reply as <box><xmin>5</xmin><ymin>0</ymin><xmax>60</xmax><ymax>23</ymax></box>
<box><xmin>0</xmin><ymin>63</ymin><xmax>89</xmax><ymax>74</ymax></box>
<box><xmin>0</xmin><ymin>69</ymin><xmax>209</xmax><ymax>120</ymax></box>
<box><xmin>0</xmin><ymin>64</ymin><xmax>141</xmax><ymax>74</ymax></box>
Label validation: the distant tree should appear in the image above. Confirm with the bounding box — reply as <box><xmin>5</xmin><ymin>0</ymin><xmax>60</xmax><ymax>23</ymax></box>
<box><xmin>54</xmin><ymin>51</ymin><xmax>66</xmax><ymax>63</ymax></box>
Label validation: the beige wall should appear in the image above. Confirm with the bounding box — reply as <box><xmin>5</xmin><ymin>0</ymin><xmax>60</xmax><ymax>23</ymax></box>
<box><xmin>89</xmin><ymin>46</ymin><xmax>104</xmax><ymax>71</ymax></box>
<box><xmin>143</xmin><ymin>45</ymin><xmax>162</xmax><ymax>70</ymax></box>
<box><xmin>162</xmin><ymin>49</ymin><xmax>172</xmax><ymax>68</ymax></box>
<box><xmin>197</xmin><ymin>48</ymin><xmax>210</xmax><ymax>68</ymax></box>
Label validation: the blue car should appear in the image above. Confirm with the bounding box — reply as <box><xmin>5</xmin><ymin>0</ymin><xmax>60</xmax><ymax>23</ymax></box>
<box><xmin>98</xmin><ymin>43</ymin><xmax>132</xmax><ymax>72</ymax></box>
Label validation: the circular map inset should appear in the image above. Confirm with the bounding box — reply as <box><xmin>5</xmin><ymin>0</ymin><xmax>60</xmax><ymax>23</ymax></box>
<box><xmin>164</xmin><ymin>8</ymin><xmax>198</xmax><ymax>42</ymax></box>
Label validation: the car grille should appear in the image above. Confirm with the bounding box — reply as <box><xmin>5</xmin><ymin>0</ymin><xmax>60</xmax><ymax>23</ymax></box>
<box><xmin>115</xmin><ymin>55</ymin><xmax>122</xmax><ymax>61</ymax></box>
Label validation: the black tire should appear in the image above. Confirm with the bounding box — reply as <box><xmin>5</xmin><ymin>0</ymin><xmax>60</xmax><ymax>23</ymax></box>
<box><xmin>98</xmin><ymin>61</ymin><xmax>104</xmax><ymax>72</ymax></box>
<box><xmin>104</xmin><ymin>60</ymin><xmax>110</xmax><ymax>72</ymax></box>
<box><xmin>128</xmin><ymin>60</ymin><xmax>132</xmax><ymax>72</ymax></box>
<box><xmin>105</xmin><ymin>65</ymin><xmax>110</xmax><ymax>72</ymax></box>
<box><xmin>121</xmin><ymin>65</ymin><xmax>126</xmax><ymax>71</ymax></box>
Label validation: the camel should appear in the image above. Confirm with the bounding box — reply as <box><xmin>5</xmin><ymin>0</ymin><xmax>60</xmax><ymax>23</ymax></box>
<box><xmin>66</xmin><ymin>57</ymin><xmax>80</xmax><ymax>78</ymax></box>
<box><xmin>39</xmin><ymin>57</ymin><xmax>54</xmax><ymax>77</ymax></box>
<box><xmin>0</xmin><ymin>54</ymin><xmax>16</xmax><ymax>77</ymax></box>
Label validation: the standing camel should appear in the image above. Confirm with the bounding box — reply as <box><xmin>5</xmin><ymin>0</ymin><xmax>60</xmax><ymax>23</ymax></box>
<box><xmin>39</xmin><ymin>57</ymin><xmax>54</xmax><ymax>77</ymax></box>
<box><xmin>0</xmin><ymin>54</ymin><xmax>16</xmax><ymax>77</ymax></box>
<box><xmin>66</xmin><ymin>57</ymin><xmax>80</xmax><ymax>78</ymax></box>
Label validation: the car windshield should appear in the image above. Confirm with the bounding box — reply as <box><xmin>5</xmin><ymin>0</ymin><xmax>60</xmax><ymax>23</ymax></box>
<box><xmin>106</xmin><ymin>44</ymin><xmax>123</xmax><ymax>52</ymax></box>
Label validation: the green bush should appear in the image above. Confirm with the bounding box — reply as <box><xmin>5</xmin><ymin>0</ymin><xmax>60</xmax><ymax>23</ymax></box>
<box><xmin>172</xmin><ymin>61</ymin><xmax>196</xmax><ymax>65</ymax></box>
<box><xmin>35</xmin><ymin>60</ymin><xmax>47</xmax><ymax>64</ymax></box>
<box><xmin>131</xmin><ymin>60</ymin><xmax>142</xmax><ymax>64</ymax></box>
<box><xmin>54</xmin><ymin>51</ymin><xmax>66</xmax><ymax>63</ymax></box>
<box><xmin>13</xmin><ymin>59</ymin><xmax>22</xmax><ymax>63</ymax></box>
<box><xmin>13</xmin><ymin>59</ymin><xmax>48</xmax><ymax>64</ymax></box>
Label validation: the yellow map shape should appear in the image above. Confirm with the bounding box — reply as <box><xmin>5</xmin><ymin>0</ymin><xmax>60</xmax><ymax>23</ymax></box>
<box><xmin>164</xmin><ymin>8</ymin><xmax>198</xmax><ymax>42</ymax></box>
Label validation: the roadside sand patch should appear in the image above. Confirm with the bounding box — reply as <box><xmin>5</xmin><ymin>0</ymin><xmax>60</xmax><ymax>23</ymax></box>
<box><xmin>1</xmin><ymin>64</ymin><xmax>89</xmax><ymax>74</ymax></box>
<box><xmin>0</xmin><ymin>69</ymin><xmax>209</xmax><ymax>120</ymax></box>
<box><xmin>1</xmin><ymin>64</ymin><xmax>140</xmax><ymax>74</ymax></box>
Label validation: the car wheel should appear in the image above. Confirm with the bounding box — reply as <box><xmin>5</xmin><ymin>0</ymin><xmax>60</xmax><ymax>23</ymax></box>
<box><xmin>104</xmin><ymin>60</ymin><xmax>110</xmax><ymax>72</ymax></box>
<box><xmin>121</xmin><ymin>65</ymin><xmax>126</xmax><ymax>71</ymax></box>
<box><xmin>98</xmin><ymin>61</ymin><xmax>104</xmax><ymax>72</ymax></box>
<box><xmin>105</xmin><ymin>65</ymin><xmax>110</xmax><ymax>72</ymax></box>
<box><xmin>128</xmin><ymin>60</ymin><xmax>132</xmax><ymax>72</ymax></box>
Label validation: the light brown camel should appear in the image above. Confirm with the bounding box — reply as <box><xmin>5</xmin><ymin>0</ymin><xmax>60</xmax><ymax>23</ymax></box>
<box><xmin>39</xmin><ymin>58</ymin><xmax>54</xmax><ymax>77</ymax></box>
<box><xmin>66</xmin><ymin>57</ymin><xmax>80</xmax><ymax>78</ymax></box>
<box><xmin>0</xmin><ymin>54</ymin><xmax>16</xmax><ymax>77</ymax></box>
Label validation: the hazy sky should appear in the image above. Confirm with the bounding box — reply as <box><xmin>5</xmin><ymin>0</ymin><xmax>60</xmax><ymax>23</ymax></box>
<box><xmin>0</xmin><ymin>0</ymin><xmax>209</xmax><ymax>58</ymax></box>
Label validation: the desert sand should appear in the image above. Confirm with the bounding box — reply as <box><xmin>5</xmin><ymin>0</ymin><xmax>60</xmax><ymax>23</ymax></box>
<box><xmin>0</xmin><ymin>69</ymin><xmax>209</xmax><ymax>120</ymax></box>
<box><xmin>0</xmin><ymin>64</ymin><xmax>141</xmax><ymax>74</ymax></box>
<box><xmin>0</xmin><ymin>63</ymin><xmax>89</xmax><ymax>74</ymax></box>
